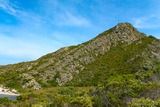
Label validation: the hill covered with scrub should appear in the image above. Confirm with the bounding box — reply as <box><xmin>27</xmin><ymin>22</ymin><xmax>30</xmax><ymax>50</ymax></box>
<box><xmin>1</xmin><ymin>23</ymin><xmax>160</xmax><ymax>106</ymax></box>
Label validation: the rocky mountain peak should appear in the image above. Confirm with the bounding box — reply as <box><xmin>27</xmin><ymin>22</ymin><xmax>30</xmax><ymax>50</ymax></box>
<box><xmin>115</xmin><ymin>22</ymin><xmax>134</xmax><ymax>29</ymax></box>
<box><xmin>96</xmin><ymin>22</ymin><xmax>143</xmax><ymax>48</ymax></box>
<box><xmin>111</xmin><ymin>22</ymin><xmax>142</xmax><ymax>42</ymax></box>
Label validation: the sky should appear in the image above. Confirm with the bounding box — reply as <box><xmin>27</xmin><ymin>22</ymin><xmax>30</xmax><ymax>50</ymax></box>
<box><xmin>0</xmin><ymin>0</ymin><xmax>160</xmax><ymax>65</ymax></box>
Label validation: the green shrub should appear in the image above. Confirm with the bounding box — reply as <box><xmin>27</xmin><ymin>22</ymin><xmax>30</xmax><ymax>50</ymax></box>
<box><xmin>129</xmin><ymin>98</ymin><xmax>160</xmax><ymax>107</ymax></box>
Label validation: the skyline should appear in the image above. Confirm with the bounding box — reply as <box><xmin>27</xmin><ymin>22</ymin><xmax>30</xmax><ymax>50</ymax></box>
<box><xmin>0</xmin><ymin>0</ymin><xmax>160</xmax><ymax>64</ymax></box>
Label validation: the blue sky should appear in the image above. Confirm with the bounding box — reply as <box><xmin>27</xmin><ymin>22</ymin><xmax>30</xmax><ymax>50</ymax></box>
<box><xmin>0</xmin><ymin>0</ymin><xmax>160</xmax><ymax>64</ymax></box>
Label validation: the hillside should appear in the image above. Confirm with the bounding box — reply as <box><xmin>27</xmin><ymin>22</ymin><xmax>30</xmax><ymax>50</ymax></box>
<box><xmin>1</xmin><ymin>23</ymin><xmax>160</xmax><ymax>106</ymax></box>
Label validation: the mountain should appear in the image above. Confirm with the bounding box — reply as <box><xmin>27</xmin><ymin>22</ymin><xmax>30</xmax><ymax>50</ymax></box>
<box><xmin>1</xmin><ymin>22</ymin><xmax>160</xmax><ymax>107</ymax></box>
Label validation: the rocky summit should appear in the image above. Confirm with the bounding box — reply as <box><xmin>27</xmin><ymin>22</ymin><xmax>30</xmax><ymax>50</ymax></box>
<box><xmin>1</xmin><ymin>23</ymin><xmax>160</xmax><ymax>107</ymax></box>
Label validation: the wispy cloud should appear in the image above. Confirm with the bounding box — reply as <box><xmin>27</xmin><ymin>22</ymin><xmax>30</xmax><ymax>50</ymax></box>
<box><xmin>0</xmin><ymin>0</ymin><xmax>92</xmax><ymax>28</ymax></box>
<box><xmin>56</xmin><ymin>11</ymin><xmax>91</xmax><ymax>27</ymax></box>
<box><xmin>0</xmin><ymin>0</ymin><xmax>17</xmax><ymax>16</ymax></box>
<box><xmin>0</xmin><ymin>0</ymin><xmax>90</xmax><ymax>63</ymax></box>
<box><xmin>132</xmin><ymin>15</ymin><xmax>160</xmax><ymax>29</ymax></box>
<box><xmin>0</xmin><ymin>0</ymin><xmax>46</xmax><ymax>30</ymax></box>
<box><xmin>0</xmin><ymin>0</ymin><xmax>64</xmax><ymax>59</ymax></box>
<box><xmin>0</xmin><ymin>33</ymin><xmax>63</xmax><ymax>59</ymax></box>
<box><xmin>41</xmin><ymin>0</ymin><xmax>92</xmax><ymax>27</ymax></box>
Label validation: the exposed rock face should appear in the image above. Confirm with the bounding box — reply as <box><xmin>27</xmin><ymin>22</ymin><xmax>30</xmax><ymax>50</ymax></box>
<box><xmin>0</xmin><ymin>22</ymin><xmax>156</xmax><ymax>89</ymax></box>
<box><xmin>21</xmin><ymin>73</ymin><xmax>41</xmax><ymax>90</ymax></box>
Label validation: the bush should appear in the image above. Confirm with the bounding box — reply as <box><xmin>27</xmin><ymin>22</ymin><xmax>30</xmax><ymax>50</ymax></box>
<box><xmin>129</xmin><ymin>98</ymin><xmax>160</xmax><ymax>107</ymax></box>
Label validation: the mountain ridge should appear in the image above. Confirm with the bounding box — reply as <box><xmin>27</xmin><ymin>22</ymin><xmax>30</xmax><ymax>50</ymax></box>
<box><xmin>0</xmin><ymin>22</ymin><xmax>145</xmax><ymax>88</ymax></box>
<box><xmin>1</xmin><ymin>22</ymin><xmax>160</xmax><ymax>106</ymax></box>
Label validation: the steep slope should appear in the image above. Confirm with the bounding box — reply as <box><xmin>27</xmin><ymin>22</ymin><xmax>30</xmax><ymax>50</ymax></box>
<box><xmin>1</xmin><ymin>22</ymin><xmax>160</xmax><ymax>106</ymax></box>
